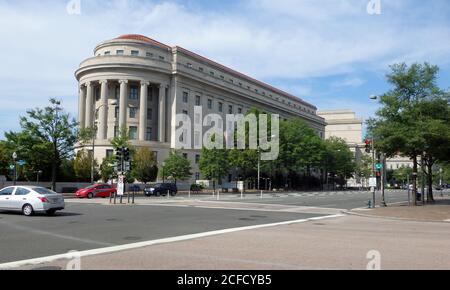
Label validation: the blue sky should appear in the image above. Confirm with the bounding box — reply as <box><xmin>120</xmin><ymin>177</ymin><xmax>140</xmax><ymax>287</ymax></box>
<box><xmin>0</xmin><ymin>0</ymin><xmax>449</xmax><ymax>139</ymax></box>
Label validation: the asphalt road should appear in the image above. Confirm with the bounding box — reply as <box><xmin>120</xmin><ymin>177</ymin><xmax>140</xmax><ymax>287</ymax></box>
<box><xmin>0</xmin><ymin>202</ymin><xmax>322</xmax><ymax>264</ymax></box>
<box><xmin>219</xmin><ymin>190</ymin><xmax>412</xmax><ymax>210</ymax></box>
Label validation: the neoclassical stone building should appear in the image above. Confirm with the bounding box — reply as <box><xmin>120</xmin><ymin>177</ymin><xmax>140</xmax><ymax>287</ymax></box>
<box><xmin>76</xmin><ymin>34</ymin><xmax>326</xmax><ymax>183</ymax></box>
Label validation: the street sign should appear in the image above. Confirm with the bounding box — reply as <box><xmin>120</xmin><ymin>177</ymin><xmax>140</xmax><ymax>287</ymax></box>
<box><xmin>17</xmin><ymin>160</ymin><xmax>26</xmax><ymax>166</ymax></box>
<box><xmin>117</xmin><ymin>175</ymin><xmax>125</xmax><ymax>196</ymax></box>
<box><xmin>369</xmin><ymin>177</ymin><xmax>377</xmax><ymax>187</ymax></box>
<box><xmin>375</xmin><ymin>163</ymin><xmax>383</xmax><ymax>170</ymax></box>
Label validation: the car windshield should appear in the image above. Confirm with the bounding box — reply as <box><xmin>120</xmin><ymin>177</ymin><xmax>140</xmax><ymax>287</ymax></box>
<box><xmin>33</xmin><ymin>187</ymin><xmax>57</xmax><ymax>195</ymax></box>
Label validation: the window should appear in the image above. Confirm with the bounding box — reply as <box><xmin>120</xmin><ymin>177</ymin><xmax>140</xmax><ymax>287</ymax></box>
<box><xmin>129</xmin><ymin>126</ymin><xmax>138</xmax><ymax>140</ymax></box>
<box><xmin>183</xmin><ymin>153</ymin><xmax>188</xmax><ymax>159</ymax></box>
<box><xmin>207</xmin><ymin>99</ymin><xmax>213</xmax><ymax>109</ymax></box>
<box><xmin>195</xmin><ymin>95</ymin><xmax>201</xmax><ymax>106</ymax></box>
<box><xmin>238</xmin><ymin>107</ymin><xmax>242</xmax><ymax>114</ymax></box>
<box><xmin>220</xmin><ymin>75</ymin><xmax>225</xmax><ymax>79</ymax></box>
<box><xmin>146</xmin><ymin>127</ymin><xmax>152</xmax><ymax>141</ymax></box>
<box><xmin>104</xmin><ymin>51</ymin><xmax>111</xmax><ymax>55</ymax></box>
<box><xmin>131</xmin><ymin>50</ymin><xmax>139</xmax><ymax>56</ymax></box>
<box><xmin>115</xmin><ymin>86</ymin><xmax>119</xmax><ymax>99</ymax></box>
<box><xmin>229</xmin><ymin>79</ymin><xmax>234</xmax><ymax>83</ymax></box>
<box><xmin>210</xmin><ymin>71</ymin><xmax>215</xmax><ymax>76</ymax></box>
<box><xmin>95</xmin><ymin>87</ymin><xmax>100</xmax><ymax>102</ymax></box>
<box><xmin>129</xmin><ymin>85</ymin><xmax>139</xmax><ymax>100</ymax></box>
<box><xmin>114</xmin><ymin>126</ymin><xmax>118</xmax><ymax>137</ymax></box>
<box><xmin>228</xmin><ymin>105</ymin><xmax>233</xmax><ymax>114</ymax></box>
<box><xmin>114</xmin><ymin>107</ymin><xmax>119</xmax><ymax>119</ymax></box>
<box><xmin>182</xmin><ymin>110</ymin><xmax>189</xmax><ymax>121</ymax></box>
<box><xmin>195</xmin><ymin>154</ymin><xmax>200</xmax><ymax>164</ymax></box>
<box><xmin>0</xmin><ymin>187</ymin><xmax>14</xmax><ymax>196</ymax></box>
<box><xmin>106</xmin><ymin>149</ymin><xmax>114</xmax><ymax>158</ymax></box>
<box><xmin>116</xmin><ymin>50</ymin><xmax>124</xmax><ymax>55</ymax></box>
<box><xmin>199</xmin><ymin>67</ymin><xmax>204</xmax><ymax>72</ymax></box>
<box><xmin>148</xmin><ymin>87</ymin><xmax>153</xmax><ymax>102</ymax></box>
<box><xmin>187</xmin><ymin>63</ymin><xmax>192</xmax><ymax>68</ymax></box>
<box><xmin>146</xmin><ymin>52</ymin><xmax>153</xmax><ymax>58</ymax></box>
<box><xmin>195</xmin><ymin>172</ymin><xmax>200</xmax><ymax>180</ymax></box>
<box><xmin>218</xmin><ymin>102</ymin><xmax>223</xmax><ymax>112</ymax></box>
<box><xmin>238</xmin><ymin>82</ymin><xmax>242</xmax><ymax>86</ymax></box>
<box><xmin>15</xmin><ymin>188</ymin><xmax>30</xmax><ymax>196</ymax></box>
<box><xmin>147</xmin><ymin>108</ymin><xmax>153</xmax><ymax>120</ymax></box>
<box><xmin>182</xmin><ymin>91</ymin><xmax>189</xmax><ymax>103</ymax></box>
<box><xmin>129</xmin><ymin>107</ymin><xmax>137</xmax><ymax>118</ymax></box>
<box><xmin>159</xmin><ymin>56</ymin><xmax>165</xmax><ymax>60</ymax></box>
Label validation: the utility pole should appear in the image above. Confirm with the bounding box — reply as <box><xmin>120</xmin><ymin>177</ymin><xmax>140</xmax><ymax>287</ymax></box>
<box><xmin>380</xmin><ymin>153</ymin><xmax>387</xmax><ymax>207</ymax></box>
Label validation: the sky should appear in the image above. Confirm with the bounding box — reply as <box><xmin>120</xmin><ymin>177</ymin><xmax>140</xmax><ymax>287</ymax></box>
<box><xmin>0</xmin><ymin>0</ymin><xmax>449</xmax><ymax>139</ymax></box>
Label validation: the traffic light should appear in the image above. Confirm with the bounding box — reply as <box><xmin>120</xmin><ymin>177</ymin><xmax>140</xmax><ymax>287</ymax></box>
<box><xmin>115</xmin><ymin>148</ymin><xmax>122</xmax><ymax>162</ymax></box>
<box><xmin>364</xmin><ymin>139</ymin><xmax>371</xmax><ymax>153</ymax></box>
<box><xmin>123</xmin><ymin>147</ymin><xmax>130</xmax><ymax>162</ymax></box>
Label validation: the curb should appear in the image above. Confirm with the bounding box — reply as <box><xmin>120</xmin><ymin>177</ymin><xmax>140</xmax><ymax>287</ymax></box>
<box><xmin>343</xmin><ymin>209</ymin><xmax>450</xmax><ymax>224</ymax></box>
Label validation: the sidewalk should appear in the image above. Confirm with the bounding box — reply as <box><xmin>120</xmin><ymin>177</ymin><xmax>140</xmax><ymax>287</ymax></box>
<box><xmin>350</xmin><ymin>197</ymin><xmax>450</xmax><ymax>222</ymax></box>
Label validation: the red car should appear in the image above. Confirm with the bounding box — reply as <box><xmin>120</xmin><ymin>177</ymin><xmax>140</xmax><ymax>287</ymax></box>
<box><xmin>75</xmin><ymin>184</ymin><xmax>116</xmax><ymax>199</ymax></box>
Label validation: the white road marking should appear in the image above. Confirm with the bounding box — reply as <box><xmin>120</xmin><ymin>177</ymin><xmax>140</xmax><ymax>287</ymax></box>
<box><xmin>0</xmin><ymin>220</ymin><xmax>113</xmax><ymax>247</ymax></box>
<box><xmin>0</xmin><ymin>214</ymin><xmax>345</xmax><ymax>269</ymax></box>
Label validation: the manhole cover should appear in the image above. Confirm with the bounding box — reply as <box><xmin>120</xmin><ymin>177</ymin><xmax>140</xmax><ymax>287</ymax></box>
<box><xmin>123</xmin><ymin>236</ymin><xmax>142</xmax><ymax>241</ymax></box>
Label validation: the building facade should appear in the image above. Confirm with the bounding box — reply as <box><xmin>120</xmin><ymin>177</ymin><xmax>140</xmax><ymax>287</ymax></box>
<box><xmin>318</xmin><ymin>109</ymin><xmax>414</xmax><ymax>187</ymax></box>
<box><xmin>75</xmin><ymin>34</ymin><xmax>326</xmax><ymax>184</ymax></box>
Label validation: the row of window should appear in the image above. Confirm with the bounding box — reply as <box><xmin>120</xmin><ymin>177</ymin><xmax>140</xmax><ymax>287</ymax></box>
<box><xmin>111</xmin><ymin>126</ymin><xmax>153</xmax><ymax>141</ymax></box>
<box><xmin>185</xmin><ymin>62</ymin><xmax>316</xmax><ymax>115</ymax></box>
<box><xmin>100</xmin><ymin>49</ymin><xmax>166</xmax><ymax>61</ymax></box>
<box><xmin>182</xmin><ymin>91</ymin><xmax>243</xmax><ymax>114</ymax></box>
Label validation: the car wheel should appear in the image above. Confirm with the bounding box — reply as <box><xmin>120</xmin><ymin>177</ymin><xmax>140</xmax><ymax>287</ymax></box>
<box><xmin>22</xmin><ymin>204</ymin><xmax>34</xmax><ymax>216</ymax></box>
<box><xmin>46</xmin><ymin>209</ymin><xmax>56</xmax><ymax>216</ymax></box>
<box><xmin>87</xmin><ymin>193</ymin><xmax>94</xmax><ymax>199</ymax></box>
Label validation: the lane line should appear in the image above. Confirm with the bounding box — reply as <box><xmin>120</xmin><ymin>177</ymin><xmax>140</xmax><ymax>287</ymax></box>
<box><xmin>0</xmin><ymin>214</ymin><xmax>345</xmax><ymax>269</ymax></box>
<box><xmin>0</xmin><ymin>220</ymin><xmax>114</xmax><ymax>247</ymax></box>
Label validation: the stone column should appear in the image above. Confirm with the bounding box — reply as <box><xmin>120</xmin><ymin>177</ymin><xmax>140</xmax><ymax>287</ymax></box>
<box><xmin>85</xmin><ymin>81</ymin><xmax>94</xmax><ymax>128</ymax></box>
<box><xmin>139</xmin><ymin>81</ymin><xmax>149</xmax><ymax>141</ymax></box>
<box><xmin>98</xmin><ymin>80</ymin><xmax>109</xmax><ymax>140</ymax></box>
<box><xmin>78</xmin><ymin>84</ymin><xmax>86</xmax><ymax>129</ymax></box>
<box><xmin>158</xmin><ymin>83</ymin><xmax>167</xmax><ymax>142</ymax></box>
<box><xmin>118</xmin><ymin>80</ymin><xmax>128</xmax><ymax>128</ymax></box>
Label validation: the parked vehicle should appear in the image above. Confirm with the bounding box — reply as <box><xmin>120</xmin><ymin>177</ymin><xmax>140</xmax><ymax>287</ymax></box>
<box><xmin>144</xmin><ymin>183</ymin><xmax>177</xmax><ymax>197</ymax></box>
<box><xmin>75</xmin><ymin>184</ymin><xmax>116</xmax><ymax>199</ymax></box>
<box><xmin>128</xmin><ymin>184</ymin><xmax>141</xmax><ymax>192</ymax></box>
<box><xmin>0</xmin><ymin>186</ymin><xmax>65</xmax><ymax>216</ymax></box>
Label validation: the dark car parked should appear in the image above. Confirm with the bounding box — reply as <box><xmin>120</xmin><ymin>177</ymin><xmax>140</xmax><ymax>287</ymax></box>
<box><xmin>144</xmin><ymin>183</ymin><xmax>178</xmax><ymax>197</ymax></box>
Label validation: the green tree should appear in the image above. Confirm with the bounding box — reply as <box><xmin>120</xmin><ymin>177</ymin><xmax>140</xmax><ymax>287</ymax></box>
<box><xmin>356</xmin><ymin>154</ymin><xmax>373</xmax><ymax>186</ymax></box>
<box><xmin>74</xmin><ymin>149</ymin><xmax>98</xmax><ymax>182</ymax></box>
<box><xmin>199</xmin><ymin>144</ymin><xmax>230</xmax><ymax>192</ymax></box>
<box><xmin>393</xmin><ymin>166</ymin><xmax>413</xmax><ymax>187</ymax></box>
<box><xmin>132</xmin><ymin>147</ymin><xmax>158</xmax><ymax>184</ymax></box>
<box><xmin>18</xmin><ymin>99</ymin><xmax>77</xmax><ymax>189</ymax></box>
<box><xmin>0</xmin><ymin>142</ymin><xmax>11</xmax><ymax>178</ymax></box>
<box><xmin>323</xmin><ymin>137</ymin><xmax>356</xmax><ymax>188</ymax></box>
<box><xmin>162</xmin><ymin>150</ymin><xmax>192</xmax><ymax>185</ymax></box>
<box><xmin>100</xmin><ymin>155</ymin><xmax>115</xmax><ymax>183</ymax></box>
<box><xmin>368</xmin><ymin>63</ymin><xmax>450</xmax><ymax>204</ymax></box>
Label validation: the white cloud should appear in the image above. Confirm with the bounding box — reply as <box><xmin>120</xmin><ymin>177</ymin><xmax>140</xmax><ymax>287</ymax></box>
<box><xmin>0</xmin><ymin>0</ymin><xmax>450</xmax><ymax>137</ymax></box>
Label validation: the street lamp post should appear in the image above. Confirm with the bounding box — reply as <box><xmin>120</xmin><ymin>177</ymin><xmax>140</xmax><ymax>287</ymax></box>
<box><xmin>12</xmin><ymin>152</ymin><xmax>17</xmax><ymax>185</ymax></box>
<box><xmin>36</xmin><ymin>170</ymin><xmax>42</xmax><ymax>184</ymax></box>
<box><xmin>369</xmin><ymin>95</ymin><xmax>387</xmax><ymax>207</ymax></box>
<box><xmin>90</xmin><ymin>100</ymin><xmax>117</xmax><ymax>184</ymax></box>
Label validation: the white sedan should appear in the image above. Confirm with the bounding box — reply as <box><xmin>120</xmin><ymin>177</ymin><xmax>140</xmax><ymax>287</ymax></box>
<box><xmin>0</xmin><ymin>186</ymin><xmax>65</xmax><ymax>216</ymax></box>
